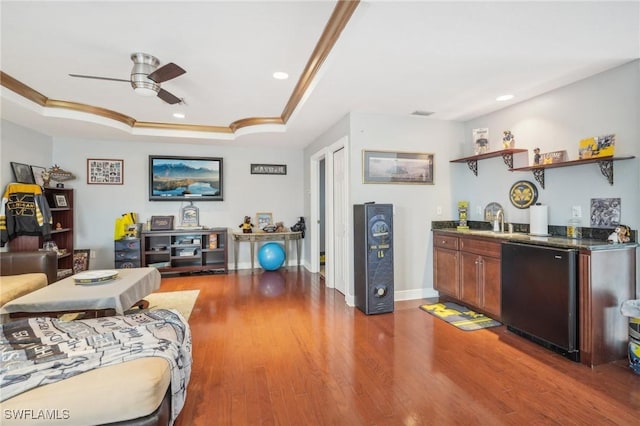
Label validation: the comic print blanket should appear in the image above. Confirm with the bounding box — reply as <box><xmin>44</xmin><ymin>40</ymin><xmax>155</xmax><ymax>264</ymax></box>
<box><xmin>0</xmin><ymin>309</ymin><xmax>192</xmax><ymax>425</ymax></box>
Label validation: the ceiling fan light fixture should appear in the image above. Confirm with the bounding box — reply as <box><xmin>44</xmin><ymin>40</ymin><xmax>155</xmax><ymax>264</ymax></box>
<box><xmin>131</xmin><ymin>52</ymin><xmax>161</xmax><ymax>96</ymax></box>
<box><xmin>134</xmin><ymin>86</ymin><xmax>159</xmax><ymax>96</ymax></box>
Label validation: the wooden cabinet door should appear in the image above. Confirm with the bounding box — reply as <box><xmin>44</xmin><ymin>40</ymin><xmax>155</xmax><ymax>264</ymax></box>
<box><xmin>434</xmin><ymin>247</ymin><xmax>459</xmax><ymax>298</ymax></box>
<box><xmin>460</xmin><ymin>251</ymin><xmax>480</xmax><ymax>308</ymax></box>
<box><xmin>480</xmin><ymin>256</ymin><xmax>501</xmax><ymax>318</ymax></box>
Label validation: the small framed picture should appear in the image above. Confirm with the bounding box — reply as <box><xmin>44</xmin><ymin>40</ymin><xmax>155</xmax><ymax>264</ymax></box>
<box><xmin>30</xmin><ymin>165</ymin><xmax>47</xmax><ymax>187</ymax></box>
<box><xmin>73</xmin><ymin>249</ymin><xmax>90</xmax><ymax>273</ymax></box>
<box><xmin>256</xmin><ymin>212</ymin><xmax>273</xmax><ymax>230</ymax></box>
<box><xmin>150</xmin><ymin>215</ymin><xmax>174</xmax><ymax>231</ymax></box>
<box><xmin>10</xmin><ymin>162</ymin><xmax>35</xmax><ymax>184</ymax></box>
<box><xmin>87</xmin><ymin>159</ymin><xmax>124</xmax><ymax>185</ymax></box>
<box><xmin>53</xmin><ymin>194</ymin><xmax>68</xmax><ymax>208</ymax></box>
<box><xmin>473</xmin><ymin>128</ymin><xmax>490</xmax><ymax>155</ymax></box>
<box><xmin>250</xmin><ymin>164</ymin><xmax>287</xmax><ymax>175</ymax></box>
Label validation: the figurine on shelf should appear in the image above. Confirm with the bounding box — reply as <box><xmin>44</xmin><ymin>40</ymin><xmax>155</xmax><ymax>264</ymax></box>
<box><xmin>502</xmin><ymin>130</ymin><xmax>515</xmax><ymax>149</ymax></box>
<box><xmin>274</xmin><ymin>221</ymin><xmax>288</xmax><ymax>233</ymax></box>
<box><xmin>239</xmin><ymin>216</ymin><xmax>254</xmax><ymax>234</ymax></box>
<box><xmin>533</xmin><ymin>147</ymin><xmax>541</xmax><ymax>165</ymax></box>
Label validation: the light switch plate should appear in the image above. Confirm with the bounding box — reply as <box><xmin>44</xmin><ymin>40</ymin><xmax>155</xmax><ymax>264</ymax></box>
<box><xmin>572</xmin><ymin>205</ymin><xmax>582</xmax><ymax>218</ymax></box>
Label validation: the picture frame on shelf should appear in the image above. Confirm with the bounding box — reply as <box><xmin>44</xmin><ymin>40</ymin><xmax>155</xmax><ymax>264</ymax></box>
<box><xmin>180</xmin><ymin>203</ymin><xmax>200</xmax><ymax>227</ymax></box>
<box><xmin>72</xmin><ymin>249</ymin><xmax>90</xmax><ymax>274</ymax></box>
<box><xmin>473</xmin><ymin>128</ymin><xmax>489</xmax><ymax>155</ymax></box>
<box><xmin>150</xmin><ymin>215</ymin><xmax>174</xmax><ymax>231</ymax></box>
<box><xmin>30</xmin><ymin>165</ymin><xmax>47</xmax><ymax>187</ymax></box>
<box><xmin>10</xmin><ymin>162</ymin><xmax>35</xmax><ymax>184</ymax></box>
<box><xmin>87</xmin><ymin>158</ymin><xmax>124</xmax><ymax>185</ymax></box>
<box><xmin>53</xmin><ymin>193</ymin><xmax>68</xmax><ymax>208</ymax></box>
<box><xmin>256</xmin><ymin>212</ymin><xmax>273</xmax><ymax>230</ymax></box>
<box><xmin>362</xmin><ymin>150</ymin><xmax>434</xmax><ymax>184</ymax></box>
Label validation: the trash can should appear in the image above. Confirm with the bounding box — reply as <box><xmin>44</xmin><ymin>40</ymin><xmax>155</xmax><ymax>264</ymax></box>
<box><xmin>621</xmin><ymin>299</ymin><xmax>640</xmax><ymax>375</ymax></box>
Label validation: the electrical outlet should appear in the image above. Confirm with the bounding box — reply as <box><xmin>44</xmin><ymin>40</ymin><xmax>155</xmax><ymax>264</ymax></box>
<box><xmin>572</xmin><ymin>205</ymin><xmax>582</xmax><ymax>218</ymax></box>
<box><xmin>476</xmin><ymin>206</ymin><xmax>482</xmax><ymax>215</ymax></box>
<box><xmin>436</xmin><ymin>206</ymin><xmax>442</xmax><ymax>215</ymax></box>
<box><xmin>90</xmin><ymin>250</ymin><xmax>96</xmax><ymax>259</ymax></box>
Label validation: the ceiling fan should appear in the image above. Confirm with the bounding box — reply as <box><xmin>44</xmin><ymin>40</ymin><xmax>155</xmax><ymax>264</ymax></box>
<box><xmin>69</xmin><ymin>52</ymin><xmax>186</xmax><ymax>104</ymax></box>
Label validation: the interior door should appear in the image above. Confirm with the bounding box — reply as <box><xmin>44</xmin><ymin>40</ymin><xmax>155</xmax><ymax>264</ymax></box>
<box><xmin>333</xmin><ymin>147</ymin><xmax>347</xmax><ymax>295</ymax></box>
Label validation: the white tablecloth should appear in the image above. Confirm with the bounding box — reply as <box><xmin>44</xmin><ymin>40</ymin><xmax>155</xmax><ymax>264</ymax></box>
<box><xmin>0</xmin><ymin>267</ymin><xmax>161</xmax><ymax>315</ymax></box>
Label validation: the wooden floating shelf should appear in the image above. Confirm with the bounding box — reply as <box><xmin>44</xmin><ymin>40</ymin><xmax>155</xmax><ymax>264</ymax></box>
<box><xmin>450</xmin><ymin>149</ymin><xmax>528</xmax><ymax>176</ymax></box>
<box><xmin>510</xmin><ymin>155</ymin><xmax>635</xmax><ymax>188</ymax></box>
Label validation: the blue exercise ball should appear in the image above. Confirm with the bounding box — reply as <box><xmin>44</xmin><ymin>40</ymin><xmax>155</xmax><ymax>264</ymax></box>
<box><xmin>258</xmin><ymin>242</ymin><xmax>286</xmax><ymax>271</ymax></box>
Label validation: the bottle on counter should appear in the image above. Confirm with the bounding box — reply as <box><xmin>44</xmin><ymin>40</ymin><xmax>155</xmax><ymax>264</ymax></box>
<box><xmin>567</xmin><ymin>217</ymin><xmax>582</xmax><ymax>239</ymax></box>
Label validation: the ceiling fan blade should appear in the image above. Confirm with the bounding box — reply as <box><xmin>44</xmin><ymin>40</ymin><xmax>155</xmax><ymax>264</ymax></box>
<box><xmin>69</xmin><ymin>74</ymin><xmax>129</xmax><ymax>83</ymax></box>
<box><xmin>147</xmin><ymin>63</ymin><xmax>186</xmax><ymax>83</ymax></box>
<box><xmin>157</xmin><ymin>88</ymin><xmax>182</xmax><ymax>105</ymax></box>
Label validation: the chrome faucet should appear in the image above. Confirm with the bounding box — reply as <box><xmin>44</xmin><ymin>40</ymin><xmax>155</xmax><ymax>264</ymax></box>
<box><xmin>495</xmin><ymin>209</ymin><xmax>505</xmax><ymax>233</ymax></box>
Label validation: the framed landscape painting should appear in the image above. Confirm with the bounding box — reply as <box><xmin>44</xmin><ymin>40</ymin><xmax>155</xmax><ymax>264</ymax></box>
<box><xmin>362</xmin><ymin>150</ymin><xmax>434</xmax><ymax>184</ymax></box>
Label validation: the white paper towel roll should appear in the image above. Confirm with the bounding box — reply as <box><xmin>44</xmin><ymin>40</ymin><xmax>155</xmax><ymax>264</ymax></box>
<box><xmin>529</xmin><ymin>204</ymin><xmax>549</xmax><ymax>236</ymax></box>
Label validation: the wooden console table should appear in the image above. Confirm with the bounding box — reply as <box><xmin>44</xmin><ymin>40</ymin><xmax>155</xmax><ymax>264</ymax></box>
<box><xmin>232</xmin><ymin>231</ymin><xmax>302</xmax><ymax>270</ymax></box>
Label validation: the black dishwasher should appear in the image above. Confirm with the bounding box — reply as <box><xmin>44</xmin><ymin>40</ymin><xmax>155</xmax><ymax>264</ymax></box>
<box><xmin>501</xmin><ymin>242</ymin><xmax>579</xmax><ymax>361</ymax></box>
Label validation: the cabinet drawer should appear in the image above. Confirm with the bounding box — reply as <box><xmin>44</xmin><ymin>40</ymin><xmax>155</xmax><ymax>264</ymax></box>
<box><xmin>459</xmin><ymin>237</ymin><xmax>501</xmax><ymax>258</ymax></box>
<box><xmin>433</xmin><ymin>233</ymin><xmax>459</xmax><ymax>250</ymax></box>
<box><xmin>115</xmin><ymin>239</ymin><xmax>141</xmax><ymax>250</ymax></box>
<box><xmin>115</xmin><ymin>251</ymin><xmax>140</xmax><ymax>260</ymax></box>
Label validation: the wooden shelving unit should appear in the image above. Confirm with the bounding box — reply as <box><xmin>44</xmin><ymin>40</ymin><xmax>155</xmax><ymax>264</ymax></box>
<box><xmin>450</xmin><ymin>149</ymin><xmax>528</xmax><ymax>176</ymax></box>
<box><xmin>510</xmin><ymin>155</ymin><xmax>636</xmax><ymax>189</ymax></box>
<box><xmin>141</xmin><ymin>228</ymin><xmax>228</xmax><ymax>276</ymax></box>
<box><xmin>8</xmin><ymin>187</ymin><xmax>74</xmax><ymax>280</ymax></box>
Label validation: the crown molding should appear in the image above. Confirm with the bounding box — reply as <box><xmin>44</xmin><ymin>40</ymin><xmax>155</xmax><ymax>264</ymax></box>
<box><xmin>0</xmin><ymin>1</ymin><xmax>360</xmax><ymax>140</ymax></box>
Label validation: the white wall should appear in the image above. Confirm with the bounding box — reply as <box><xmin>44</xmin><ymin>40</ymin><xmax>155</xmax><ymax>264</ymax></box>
<box><xmin>457</xmin><ymin>60</ymin><xmax>639</xmax><ymax>229</ymax></box>
<box><xmin>52</xmin><ymin>138</ymin><xmax>304</xmax><ymax>269</ymax></box>
<box><xmin>303</xmin><ymin>112</ymin><xmax>465</xmax><ymax>302</ymax></box>
<box><xmin>1</xmin><ymin>120</ymin><xmax>52</xmax><ymax>189</ymax></box>
<box><xmin>348</xmin><ymin>113</ymin><xmax>465</xmax><ymax>300</ymax></box>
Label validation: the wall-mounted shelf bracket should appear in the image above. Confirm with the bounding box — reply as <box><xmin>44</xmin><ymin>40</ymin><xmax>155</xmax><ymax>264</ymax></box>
<box><xmin>466</xmin><ymin>160</ymin><xmax>478</xmax><ymax>176</ymax></box>
<box><xmin>532</xmin><ymin>168</ymin><xmax>545</xmax><ymax>189</ymax></box>
<box><xmin>597</xmin><ymin>159</ymin><xmax>614</xmax><ymax>185</ymax></box>
<box><xmin>501</xmin><ymin>153</ymin><xmax>515</xmax><ymax>169</ymax></box>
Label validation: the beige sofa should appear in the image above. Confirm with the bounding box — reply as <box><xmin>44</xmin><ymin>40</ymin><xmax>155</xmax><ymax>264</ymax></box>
<box><xmin>0</xmin><ymin>254</ymin><xmax>179</xmax><ymax>425</ymax></box>
<box><xmin>0</xmin><ymin>251</ymin><xmax>57</xmax><ymax>307</ymax></box>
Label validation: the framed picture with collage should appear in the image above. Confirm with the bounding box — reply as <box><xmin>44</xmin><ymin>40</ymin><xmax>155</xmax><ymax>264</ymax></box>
<box><xmin>87</xmin><ymin>159</ymin><xmax>124</xmax><ymax>185</ymax></box>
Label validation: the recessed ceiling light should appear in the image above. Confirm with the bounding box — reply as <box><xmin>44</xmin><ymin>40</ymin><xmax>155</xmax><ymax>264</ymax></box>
<box><xmin>273</xmin><ymin>71</ymin><xmax>289</xmax><ymax>80</ymax></box>
<box><xmin>496</xmin><ymin>94</ymin><xmax>514</xmax><ymax>102</ymax></box>
<box><xmin>173</xmin><ymin>112</ymin><xmax>185</xmax><ymax>119</ymax></box>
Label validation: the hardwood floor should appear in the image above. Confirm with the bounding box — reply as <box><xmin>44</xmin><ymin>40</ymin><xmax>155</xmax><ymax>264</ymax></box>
<box><xmin>159</xmin><ymin>268</ymin><xmax>639</xmax><ymax>425</ymax></box>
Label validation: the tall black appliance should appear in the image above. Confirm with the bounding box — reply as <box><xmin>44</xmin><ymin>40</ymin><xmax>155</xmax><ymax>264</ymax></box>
<box><xmin>501</xmin><ymin>242</ymin><xmax>579</xmax><ymax>361</ymax></box>
<box><xmin>353</xmin><ymin>203</ymin><xmax>394</xmax><ymax>315</ymax></box>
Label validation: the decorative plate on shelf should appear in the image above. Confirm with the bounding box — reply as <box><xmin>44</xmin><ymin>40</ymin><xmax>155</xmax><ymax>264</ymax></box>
<box><xmin>74</xmin><ymin>270</ymin><xmax>118</xmax><ymax>284</ymax></box>
<box><xmin>509</xmin><ymin>180</ymin><xmax>538</xmax><ymax>209</ymax></box>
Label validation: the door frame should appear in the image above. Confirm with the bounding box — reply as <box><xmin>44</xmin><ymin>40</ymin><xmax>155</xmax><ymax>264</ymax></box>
<box><xmin>310</xmin><ymin>136</ymin><xmax>349</xmax><ymax>297</ymax></box>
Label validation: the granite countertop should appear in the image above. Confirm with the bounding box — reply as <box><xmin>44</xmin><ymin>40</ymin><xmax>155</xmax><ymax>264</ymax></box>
<box><xmin>431</xmin><ymin>223</ymin><xmax>638</xmax><ymax>251</ymax></box>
